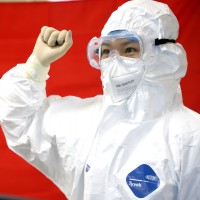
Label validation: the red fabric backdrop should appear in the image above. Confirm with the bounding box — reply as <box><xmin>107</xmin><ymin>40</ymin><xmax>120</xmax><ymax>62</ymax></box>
<box><xmin>0</xmin><ymin>0</ymin><xmax>199</xmax><ymax>199</ymax></box>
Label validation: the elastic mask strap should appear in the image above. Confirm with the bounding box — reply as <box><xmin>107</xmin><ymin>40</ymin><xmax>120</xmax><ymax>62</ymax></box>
<box><xmin>155</xmin><ymin>38</ymin><xmax>176</xmax><ymax>46</ymax></box>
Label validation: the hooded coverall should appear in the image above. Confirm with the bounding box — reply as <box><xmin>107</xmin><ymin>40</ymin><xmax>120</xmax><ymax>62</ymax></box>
<box><xmin>0</xmin><ymin>0</ymin><xmax>200</xmax><ymax>199</ymax></box>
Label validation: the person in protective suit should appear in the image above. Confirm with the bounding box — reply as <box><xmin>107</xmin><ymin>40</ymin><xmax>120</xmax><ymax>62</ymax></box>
<box><xmin>0</xmin><ymin>0</ymin><xmax>200</xmax><ymax>199</ymax></box>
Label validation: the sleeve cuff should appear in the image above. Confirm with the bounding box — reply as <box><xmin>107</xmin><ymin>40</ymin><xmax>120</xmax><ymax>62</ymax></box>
<box><xmin>23</xmin><ymin>54</ymin><xmax>50</xmax><ymax>82</ymax></box>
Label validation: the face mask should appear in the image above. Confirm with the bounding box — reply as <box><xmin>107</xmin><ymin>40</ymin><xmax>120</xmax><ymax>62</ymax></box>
<box><xmin>100</xmin><ymin>54</ymin><xmax>145</xmax><ymax>103</ymax></box>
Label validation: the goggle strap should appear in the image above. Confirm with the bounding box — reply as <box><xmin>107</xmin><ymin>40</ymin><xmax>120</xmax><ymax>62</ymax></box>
<box><xmin>155</xmin><ymin>38</ymin><xmax>176</xmax><ymax>46</ymax></box>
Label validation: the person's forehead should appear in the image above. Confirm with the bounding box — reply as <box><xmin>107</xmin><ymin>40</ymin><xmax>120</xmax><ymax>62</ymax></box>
<box><xmin>101</xmin><ymin>38</ymin><xmax>139</xmax><ymax>47</ymax></box>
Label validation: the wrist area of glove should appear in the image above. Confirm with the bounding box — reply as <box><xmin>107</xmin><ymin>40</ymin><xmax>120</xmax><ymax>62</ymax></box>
<box><xmin>23</xmin><ymin>54</ymin><xmax>50</xmax><ymax>82</ymax></box>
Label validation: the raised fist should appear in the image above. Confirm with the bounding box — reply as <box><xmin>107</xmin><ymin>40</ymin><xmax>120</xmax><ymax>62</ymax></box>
<box><xmin>32</xmin><ymin>26</ymin><xmax>73</xmax><ymax>66</ymax></box>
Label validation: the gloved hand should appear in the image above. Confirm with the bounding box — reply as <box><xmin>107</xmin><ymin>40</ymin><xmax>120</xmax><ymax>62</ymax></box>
<box><xmin>32</xmin><ymin>26</ymin><xmax>73</xmax><ymax>67</ymax></box>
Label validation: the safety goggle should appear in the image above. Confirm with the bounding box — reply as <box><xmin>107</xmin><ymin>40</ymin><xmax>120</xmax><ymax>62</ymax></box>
<box><xmin>87</xmin><ymin>30</ymin><xmax>143</xmax><ymax>69</ymax></box>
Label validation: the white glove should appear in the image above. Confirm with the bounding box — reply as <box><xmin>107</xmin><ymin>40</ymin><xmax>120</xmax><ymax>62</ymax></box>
<box><xmin>32</xmin><ymin>26</ymin><xmax>73</xmax><ymax>67</ymax></box>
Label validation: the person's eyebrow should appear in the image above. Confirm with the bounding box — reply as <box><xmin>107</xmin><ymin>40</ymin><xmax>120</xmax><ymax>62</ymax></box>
<box><xmin>120</xmin><ymin>40</ymin><xmax>139</xmax><ymax>47</ymax></box>
<box><xmin>101</xmin><ymin>42</ymin><xmax>112</xmax><ymax>47</ymax></box>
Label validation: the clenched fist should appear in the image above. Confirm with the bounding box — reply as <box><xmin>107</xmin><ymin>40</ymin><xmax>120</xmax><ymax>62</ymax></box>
<box><xmin>32</xmin><ymin>26</ymin><xmax>73</xmax><ymax>67</ymax></box>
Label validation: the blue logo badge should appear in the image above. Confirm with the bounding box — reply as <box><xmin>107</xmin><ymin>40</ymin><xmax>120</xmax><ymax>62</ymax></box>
<box><xmin>126</xmin><ymin>164</ymin><xmax>160</xmax><ymax>198</ymax></box>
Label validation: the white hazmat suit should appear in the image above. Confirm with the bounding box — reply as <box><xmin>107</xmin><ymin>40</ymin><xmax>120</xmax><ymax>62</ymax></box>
<box><xmin>0</xmin><ymin>0</ymin><xmax>200</xmax><ymax>199</ymax></box>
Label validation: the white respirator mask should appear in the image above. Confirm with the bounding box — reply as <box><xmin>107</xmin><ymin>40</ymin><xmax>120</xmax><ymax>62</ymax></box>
<box><xmin>87</xmin><ymin>30</ymin><xmax>145</xmax><ymax>103</ymax></box>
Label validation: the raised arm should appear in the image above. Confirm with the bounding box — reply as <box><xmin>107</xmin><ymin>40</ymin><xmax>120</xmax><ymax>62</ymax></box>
<box><xmin>0</xmin><ymin>27</ymin><xmax>73</xmax><ymax>195</ymax></box>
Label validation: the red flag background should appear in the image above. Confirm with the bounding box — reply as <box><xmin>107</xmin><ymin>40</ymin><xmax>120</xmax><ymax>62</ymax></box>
<box><xmin>0</xmin><ymin>0</ymin><xmax>199</xmax><ymax>199</ymax></box>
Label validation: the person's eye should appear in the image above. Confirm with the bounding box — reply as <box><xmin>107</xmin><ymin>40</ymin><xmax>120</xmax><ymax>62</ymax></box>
<box><xmin>101</xmin><ymin>49</ymin><xmax>110</xmax><ymax>58</ymax></box>
<box><xmin>124</xmin><ymin>47</ymin><xmax>140</xmax><ymax>58</ymax></box>
<box><xmin>125</xmin><ymin>47</ymin><xmax>137</xmax><ymax>53</ymax></box>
